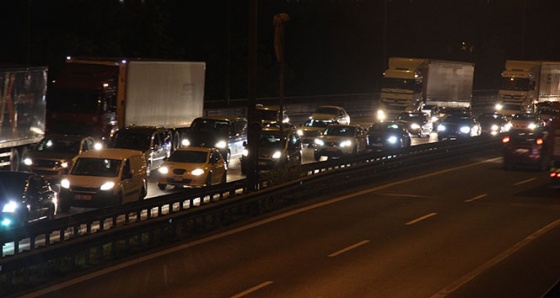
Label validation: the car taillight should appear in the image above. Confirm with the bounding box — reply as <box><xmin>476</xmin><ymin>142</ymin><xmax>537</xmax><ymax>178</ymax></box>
<box><xmin>502</xmin><ymin>136</ymin><xmax>510</xmax><ymax>143</ymax></box>
<box><xmin>550</xmin><ymin>172</ymin><xmax>557</xmax><ymax>178</ymax></box>
<box><xmin>536</xmin><ymin>138</ymin><xmax>544</xmax><ymax>145</ymax></box>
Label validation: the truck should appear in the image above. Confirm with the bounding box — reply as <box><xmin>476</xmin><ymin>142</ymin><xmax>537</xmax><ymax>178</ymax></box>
<box><xmin>46</xmin><ymin>57</ymin><xmax>206</xmax><ymax>144</ymax></box>
<box><xmin>377</xmin><ymin>57</ymin><xmax>474</xmax><ymax>122</ymax></box>
<box><xmin>498</xmin><ymin>60</ymin><xmax>560</xmax><ymax>117</ymax></box>
<box><xmin>0</xmin><ymin>66</ymin><xmax>48</xmax><ymax>171</ymax></box>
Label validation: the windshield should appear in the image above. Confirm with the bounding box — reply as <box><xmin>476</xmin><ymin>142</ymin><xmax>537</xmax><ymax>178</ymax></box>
<box><xmin>381</xmin><ymin>77</ymin><xmax>418</xmax><ymax>91</ymax></box>
<box><xmin>190</xmin><ymin>119</ymin><xmax>230</xmax><ymax>134</ymax></box>
<box><xmin>259</xmin><ymin>133</ymin><xmax>286</xmax><ymax>149</ymax></box>
<box><xmin>168</xmin><ymin>150</ymin><xmax>208</xmax><ymax>163</ymax></box>
<box><xmin>110</xmin><ymin>132</ymin><xmax>151</xmax><ymax>151</ymax></box>
<box><xmin>47</xmin><ymin>88</ymin><xmax>102</xmax><ymax>113</ymax></box>
<box><xmin>0</xmin><ymin>173</ymin><xmax>29</xmax><ymax>199</ymax></box>
<box><xmin>323</xmin><ymin>126</ymin><xmax>355</xmax><ymax>137</ymax></box>
<box><xmin>398</xmin><ymin>113</ymin><xmax>425</xmax><ymax>121</ymax></box>
<box><xmin>35</xmin><ymin>138</ymin><xmax>81</xmax><ymax>154</ymax></box>
<box><xmin>444</xmin><ymin>115</ymin><xmax>473</xmax><ymax>123</ymax></box>
<box><xmin>71</xmin><ymin>158</ymin><xmax>121</xmax><ymax>177</ymax></box>
<box><xmin>370</xmin><ymin>122</ymin><xmax>401</xmax><ymax>132</ymax></box>
<box><xmin>304</xmin><ymin>119</ymin><xmax>334</xmax><ymax>128</ymax></box>
<box><xmin>500</xmin><ymin>77</ymin><xmax>531</xmax><ymax>91</ymax></box>
<box><xmin>512</xmin><ymin>114</ymin><xmax>537</xmax><ymax>121</ymax></box>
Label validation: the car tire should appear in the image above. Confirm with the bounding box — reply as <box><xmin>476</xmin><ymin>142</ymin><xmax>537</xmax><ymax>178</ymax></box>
<box><xmin>139</xmin><ymin>185</ymin><xmax>147</xmax><ymax>200</ymax></box>
<box><xmin>47</xmin><ymin>202</ymin><xmax>56</xmax><ymax>221</ymax></box>
<box><xmin>59</xmin><ymin>196</ymin><xmax>71</xmax><ymax>212</ymax></box>
<box><xmin>206</xmin><ymin>173</ymin><xmax>213</xmax><ymax>187</ymax></box>
<box><xmin>158</xmin><ymin>183</ymin><xmax>167</xmax><ymax>190</ymax></box>
<box><xmin>221</xmin><ymin>171</ymin><xmax>227</xmax><ymax>184</ymax></box>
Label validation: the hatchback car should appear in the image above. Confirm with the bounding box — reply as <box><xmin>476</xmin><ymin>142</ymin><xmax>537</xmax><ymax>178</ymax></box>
<box><xmin>59</xmin><ymin>148</ymin><xmax>148</xmax><ymax>211</ymax></box>
<box><xmin>241</xmin><ymin>127</ymin><xmax>302</xmax><ymax>173</ymax></box>
<box><xmin>314</xmin><ymin>124</ymin><xmax>368</xmax><ymax>160</ymax></box>
<box><xmin>367</xmin><ymin>122</ymin><xmax>411</xmax><ymax>150</ymax></box>
<box><xmin>502</xmin><ymin>128</ymin><xmax>551</xmax><ymax>170</ymax></box>
<box><xmin>256</xmin><ymin>105</ymin><xmax>290</xmax><ymax>125</ymax></box>
<box><xmin>437</xmin><ymin>114</ymin><xmax>481</xmax><ymax>141</ymax></box>
<box><xmin>0</xmin><ymin>171</ymin><xmax>57</xmax><ymax>228</ymax></box>
<box><xmin>23</xmin><ymin>134</ymin><xmax>97</xmax><ymax>182</ymax></box>
<box><xmin>310</xmin><ymin>105</ymin><xmax>350</xmax><ymax>125</ymax></box>
<box><xmin>510</xmin><ymin>113</ymin><xmax>545</xmax><ymax>130</ymax></box>
<box><xmin>181</xmin><ymin>116</ymin><xmax>247</xmax><ymax>165</ymax></box>
<box><xmin>476</xmin><ymin>113</ymin><xmax>511</xmax><ymax>135</ymax></box>
<box><xmin>396</xmin><ymin>111</ymin><xmax>433</xmax><ymax>137</ymax></box>
<box><xmin>157</xmin><ymin>147</ymin><xmax>227</xmax><ymax>189</ymax></box>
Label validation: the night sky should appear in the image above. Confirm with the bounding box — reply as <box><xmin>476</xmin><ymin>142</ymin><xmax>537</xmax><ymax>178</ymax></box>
<box><xmin>2</xmin><ymin>0</ymin><xmax>560</xmax><ymax>100</ymax></box>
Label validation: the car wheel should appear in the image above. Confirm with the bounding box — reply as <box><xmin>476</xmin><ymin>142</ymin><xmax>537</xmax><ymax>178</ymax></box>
<box><xmin>47</xmin><ymin>202</ymin><xmax>56</xmax><ymax>221</ymax></box>
<box><xmin>206</xmin><ymin>173</ymin><xmax>213</xmax><ymax>186</ymax></box>
<box><xmin>116</xmin><ymin>192</ymin><xmax>123</xmax><ymax>206</ymax></box>
<box><xmin>158</xmin><ymin>183</ymin><xmax>167</xmax><ymax>190</ymax></box>
<box><xmin>59</xmin><ymin>196</ymin><xmax>71</xmax><ymax>212</ymax></box>
<box><xmin>221</xmin><ymin>171</ymin><xmax>227</xmax><ymax>184</ymax></box>
<box><xmin>139</xmin><ymin>184</ymin><xmax>147</xmax><ymax>200</ymax></box>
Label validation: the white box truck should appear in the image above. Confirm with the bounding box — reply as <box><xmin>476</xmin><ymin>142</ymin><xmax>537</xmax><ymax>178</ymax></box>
<box><xmin>0</xmin><ymin>66</ymin><xmax>48</xmax><ymax>170</ymax></box>
<box><xmin>377</xmin><ymin>58</ymin><xmax>474</xmax><ymax>121</ymax></box>
<box><xmin>498</xmin><ymin>60</ymin><xmax>560</xmax><ymax>117</ymax></box>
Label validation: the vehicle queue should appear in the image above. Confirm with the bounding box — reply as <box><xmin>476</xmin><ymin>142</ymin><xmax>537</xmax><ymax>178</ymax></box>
<box><xmin>5</xmin><ymin>100</ymin><xmax>560</xmax><ymax>229</ymax></box>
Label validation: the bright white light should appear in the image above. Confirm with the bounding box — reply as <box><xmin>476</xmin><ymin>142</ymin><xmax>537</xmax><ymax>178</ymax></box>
<box><xmin>272</xmin><ymin>151</ymin><xmax>282</xmax><ymax>159</ymax></box>
<box><xmin>387</xmin><ymin>136</ymin><xmax>398</xmax><ymax>144</ymax></box>
<box><xmin>297</xmin><ymin>129</ymin><xmax>303</xmax><ymax>136</ymax></box>
<box><xmin>377</xmin><ymin>110</ymin><xmax>386</xmax><ymax>121</ymax></box>
<box><xmin>60</xmin><ymin>179</ymin><xmax>70</xmax><ymax>189</ymax></box>
<box><xmin>340</xmin><ymin>140</ymin><xmax>352</xmax><ymax>147</ymax></box>
<box><xmin>1</xmin><ymin>218</ymin><xmax>12</xmax><ymax>227</ymax></box>
<box><xmin>182</xmin><ymin>139</ymin><xmax>191</xmax><ymax>147</ymax></box>
<box><xmin>460</xmin><ymin>126</ymin><xmax>471</xmax><ymax>134</ymax></box>
<box><xmin>437</xmin><ymin>125</ymin><xmax>446</xmax><ymax>132</ymax></box>
<box><xmin>315</xmin><ymin>139</ymin><xmax>324</xmax><ymax>146</ymax></box>
<box><xmin>100</xmin><ymin>181</ymin><xmax>115</xmax><ymax>191</ymax></box>
<box><xmin>94</xmin><ymin>142</ymin><xmax>103</xmax><ymax>150</ymax></box>
<box><xmin>491</xmin><ymin>124</ymin><xmax>499</xmax><ymax>131</ymax></box>
<box><xmin>61</xmin><ymin>161</ymin><xmax>69</xmax><ymax>168</ymax></box>
<box><xmin>495</xmin><ymin>103</ymin><xmax>503</xmax><ymax>111</ymax></box>
<box><xmin>410</xmin><ymin>123</ymin><xmax>420</xmax><ymax>130</ymax></box>
<box><xmin>158</xmin><ymin>166</ymin><xmax>169</xmax><ymax>174</ymax></box>
<box><xmin>23</xmin><ymin>158</ymin><xmax>32</xmax><ymax>166</ymax></box>
<box><xmin>191</xmin><ymin>168</ymin><xmax>204</xmax><ymax>176</ymax></box>
<box><xmin>2</xmin><ymin>201</ymin><xmax>18</xmax><ymax>213</ymax></box>
<box><xmin>528</xmin><ymin>123</ymin><xmax>537</xmax><ymax>130</ymax></box>
<box><xmin>215</xmin><ymin>140</ymin><xmax>227</xmax><ymax>149</ymax></box>
<box><xmin>242</xmin><ymin>149</ymin><xmax>248</xmax><ymax>157</ymax></box>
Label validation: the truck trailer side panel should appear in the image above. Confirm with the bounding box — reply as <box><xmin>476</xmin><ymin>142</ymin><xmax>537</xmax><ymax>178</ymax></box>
<box><xmin>124</xmin><ymin>61</ymin><xmax>205</xmax><ymax>128</ymax></box>
<box><xmin>425</xmin><ymin>61</ymin><xmax>474</xmax><ymax>108</ymax></box>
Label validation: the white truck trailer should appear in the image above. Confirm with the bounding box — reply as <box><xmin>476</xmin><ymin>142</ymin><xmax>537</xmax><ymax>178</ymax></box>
<box><xmin>0</xmin><ymin>66</ymin><xmax>48</xmax><ymax>170</ymax></box>
<box><xmin>377</xmin><ymin>58</ymin><xmax>474</xmax><ymax>121</ymax></box>
<box><xmin>498</xmin><ymin>60</ymin><xmax>560</xmax><ymax>117</ymax></box>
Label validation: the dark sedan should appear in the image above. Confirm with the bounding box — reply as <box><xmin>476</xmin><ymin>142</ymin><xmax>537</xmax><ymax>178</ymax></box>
<box><xmin>502</xmin><ymin>128</ymin><xmax>551</xmax><ymax>171</ymax></box>
<box><xmin>0</xmin><ymin>171</ymin><xmax>57</xmax><ymax>228</ymax></box>
<box><xmin>367</xmin><ymin>122</ymin><xmax>411</xmax><ymax>150</ymax></box>
<box><xmin>436</xmin><ymin>114</ymin><xmax>481</xmax><ymax>141</ymax></box>
<box><xmin>396</xmin><ymin>112</ymin><xmax>433</xmax><ymax>137</ymax></box>
<box><xmin>476</xmin><ymin>113</ymin><xmax>511</xmax><ymax>136</ymax></box>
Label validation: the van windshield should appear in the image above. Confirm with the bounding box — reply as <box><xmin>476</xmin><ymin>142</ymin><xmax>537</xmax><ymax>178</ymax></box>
<box><xmin>168</xmin><ymin>150</ymin><xmax>208</xmax><ymax>163</ymax></box>
<box><xmin>71</xmin><ymin>158</ymin><xmax>121</xmax><ymax>177</ymax></box>
<box><xmin>110</xmin><ymin>132</ymin><xmax>151</xmax><ymax>152</ymax></box>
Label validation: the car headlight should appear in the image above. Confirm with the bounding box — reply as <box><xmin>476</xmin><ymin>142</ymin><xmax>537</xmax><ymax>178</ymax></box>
<box><xmin>215</xmin><ymin>140</ymin><xmax>227</xmax><ymax>149</ymax></box>
<box><xmin>528</xmin><ymin>123</ymin><xmax>537</xmax><ymax>130</ymax></box>
<box><xmin>410</xmin><ymin>123</ymin><xmax>421</xmax><ymax>130</ymax></box>
<box><xmin>387</xmin><ymin>136</ymin><xmax>398</xmax><ymax>144</ymax></box>
<box><xmin>315</xmin><ymin>139</ymin><xmax>324</xmax><ymax>146</ymax></box>
<box><xmin>100</xmin><ymin>181</ymin><xmax>115</xmax><ymax>191</ymax></box>
<box><xmin>60</xmin><ymin>179</ymin><xmax>70</xmax><ymax>189</ymax></box>
<box><xmin>491</xmin><ymin>124</ymin><xmax>499</xmax><ymax>131</ymax></box>
<box><xmin>242</xmin><ymin>148</ymin><xmax>248</xmax><ymax>157</ymax></box>
<box><xmin>23</xmin><ymin>158</ymin><xmax>33</xmax><ymax>166</ymax></box>
<box><xmin>377</xmin><ymin>110</ymin><xmax>386</xmax><ymax>121</ymax></box>
<box><xmin>181</xmin><ymin>139</ymin><xmax>191</xmax><ymax>147</ymax></box>
<box><xmin>272</xmin><ymin>151</ymin><xmax>282</xmax><ymax>159</ymax></box>
<box><xmin>61</xmin><ymin>161</ymin><xmax>69</xmax><ymax>168</ymax></box>
<box><xmin>158</xmin><ymin>166</ymin><xmax>169</xmax><ymax>174</ymax></box>
<box><xmin>460</xmin><ymin>126</ymin><xmax>471</xmax><ymax>133</ymax></box>
<box><xmin>2</xmin><ymin>201</ymin><xmax>19</xmax><ymax>213</ymax></box>
<box><xmin>297</xmin><ymin>129</ymin><xmax>303</xmax><ymax>136</ymax></box>
<box><xmin>94</xmin><ymin>142</ymin><xmax>104</xmax><ymax>150</ymax></box>
<box><xmin>437</xmin><ymin>124</ymin><xmax>446</xmax><ymax>132</ymax></box>
<box><xmin>191</xmin><ymin>168</ymin><xmax>204</xmax><ymax>176</ymax></box>
<box><xmin>340</xmin><ymin>140</ymin><xmax>352</xmax><ymax>147</ymax></box>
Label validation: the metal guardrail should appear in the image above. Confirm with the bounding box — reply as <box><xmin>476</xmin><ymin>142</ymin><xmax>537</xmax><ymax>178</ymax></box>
<box><xmin>0</xmin><ymin>136</ymin><xmax>502</xmax><ymax>295</ymax></box>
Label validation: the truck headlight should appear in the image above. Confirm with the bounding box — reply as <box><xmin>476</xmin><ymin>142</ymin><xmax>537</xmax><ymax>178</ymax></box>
<box><xmin>491</xmin><ymin>124</ymin><xmax>499</xmax><ymax>131</ymax></box>
<box><xmin>181</xmin><ymin>139</ymin><xmax>191</xmax><ymax>147</ymax></box>
<box><xmin>60</xmin><ymin>179</ymin><xmax>70</xmax><ymax>189</ymax></box>
<box><xmin>528</xmin><ymin>123</ymin><xmax>537</xmax><ymax>130</ymax></box>
<box><xmin>191</xmin><ymin>168</ymin><xmax>204</xmax><ymax>176</ymax></box>
<box><xmin>272</xmin><ymin>151</ymin><xmax>282</xmax><ymax>159</ymax></box>
<box><xmin>23</xmin><ymin>158</ymin><xmax>32</xmax><ymax>166</ymax></box>
<box><xmin>297</xmin><ymin>129</ymin><xmax>303</xmax><ymax>136</ymax></box>
<box><xmin>100</xmin><ymin>181</ymin><xmax>115</xmax><ymax>191</ymax></box>
<box><xmin>377</xmin><ymin>110</ymin><xmax>386</xmax><ymax>121</ymax></box>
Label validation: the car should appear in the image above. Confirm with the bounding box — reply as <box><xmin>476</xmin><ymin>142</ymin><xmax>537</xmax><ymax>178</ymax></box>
<box><xmin>0</xmin><ymin>171</ymin><xmax>57</xmax><ymax>228</ymax></box>
<box><xmin>181</xmin><ymin>116</ymin><xmax>247</xmax><ymax>165</ymax></box>
<box><xmin>297</xmin><ymin>117</ymin><xmax>339</xmax><ymax>146</ymax></box>
<box><xmin>157</xmin><ymin>147</ymin><xmax>227</xmax><ymax>189</ymax></box>
<box><xmin>367</xmin><ymin>122</ymin><xmax>411</xmax><ymax>150</ymax></box>
<box><xmin>310</xmin><ymin>105</ymin><xmax>350</xmax><ymax>125</ymax></box>
<box><xmin>313</xmin><ymin>124</ymin><xmax>368</xmax><ymax>160</ymax></box>
<box><xmin>241</xmin><ymin>127</ymin><xmax>302</xmax><ymax>173</ymax></box>
<box><xmin>58</xmin><ymin>148</ymin><xmax>148</xmax><ymax>211</ymax></box>
<box><xmin>550</xmin><ymin>160</ymin><xmax>560</xmax><ymax>188</ymax></box>
<box><xmin>536</xmin><ymin>101</ymin><xmax>560</xmax><ymax>124</ymax></box>
<box><xmin>256</xmin><ymin>105</ymin><xmax>290</xmax><ymax>125</ymax></box>
<box><xmin>109</xmin><ymin>126</ymin><xmax>173</xmax><ymax>175</ymax></box>
<box><xmin>396</xmin><ymin>111</ymin><xmax>433</xmax><ymax>137</ymax></box>
<box><xmin>509</xmin><ymin>113</ymin><xmax>545</xmax><ymax>130</ymax></box>
<box><xmin>436</xmin><ymin>114</ymin><xmax>481</xmax><ymax>141</ymax></box>
<box><xmin>502</xmin><ymin>128</ymin><xmax>551</xmax><ymax>171</ymax></box>
<box><xmin>23</xmin><ymin>134</ymin><xmax>97</xmax><ymax>182</ymax></box>
<box><xmin>476</xmin><ymin>113</ymin><xmax>511</xmax><ymax>135</ymax></box>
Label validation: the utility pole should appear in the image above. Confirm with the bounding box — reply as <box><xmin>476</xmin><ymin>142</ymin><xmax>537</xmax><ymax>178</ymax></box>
<box><xmin>246</xmin><ymin>0</ymin><xmax>259</xmax><ymax>191</ymax></box>
<box><xmin>274</xmin><ymin>13</ymin><xmax>290</xmax><ymax>132</ymax></box>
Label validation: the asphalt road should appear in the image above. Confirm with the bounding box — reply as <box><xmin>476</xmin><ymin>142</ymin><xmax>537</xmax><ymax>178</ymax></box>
<box><xmin>33</xmin><ymin>152</ymin><xmax>560</xmax><ymax>297</ymax></box>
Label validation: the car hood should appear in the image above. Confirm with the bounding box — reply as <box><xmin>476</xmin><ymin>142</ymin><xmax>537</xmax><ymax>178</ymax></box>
<box><xmin>319</xmin><ymin>135</ymin><xmax>353</xmax><ymax>142</ymax></box>
<box><xmin>162</xmin><ymin>161</ymin><xmax>207</xmax><ymax>172</ymax></box>
<box><xmin>310</xmin><ymin>113</ymin><xmax>337</xmax><ymax>120</ymax></box>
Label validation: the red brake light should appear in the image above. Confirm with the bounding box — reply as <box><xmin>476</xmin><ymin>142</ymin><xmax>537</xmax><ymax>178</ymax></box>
<box><xmin>550</xmin><ymin>172</ymin><xmax>557</xmax><ymax>178</ymax></box>
<box><xmin>502</xmin><ymin>136</ymin><xmax>510</xmax><ymax>143</ymax></box>
<box><xmin>536</xmin><ymin>138</ymin><xmax>544</xmax><ymax>145</ymax></box>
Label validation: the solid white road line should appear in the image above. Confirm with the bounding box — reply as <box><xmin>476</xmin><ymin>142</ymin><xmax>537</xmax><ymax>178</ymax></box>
<box><xmin>514</xmin><ymin>177</ymin><xmax>537</xmax><ymax>186</ymax></box>
<box><xmin>406</xmin><ymin>213</ymin><xmax>437</xmax><ymax>225</ymax></box>
<box><xmin>230</xmin><ymin>281</ymin><xmax>273</xmax><ymax>298</ymax></box>
<box><xmin>464</xmin><ymin>193</ymin><xmax>488</xmax><ymax>203</ymax></box>
<box><xmin>328</xmin><ymin>240</ymin><xmax>370</xmax><ymax>257</ymax></box>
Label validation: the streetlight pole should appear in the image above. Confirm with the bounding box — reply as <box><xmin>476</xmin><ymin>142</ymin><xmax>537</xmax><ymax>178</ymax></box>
<box><xmin>246</xmin><ymin>0</ymin><xmax>259</xmax><ymax>191</ymax></box>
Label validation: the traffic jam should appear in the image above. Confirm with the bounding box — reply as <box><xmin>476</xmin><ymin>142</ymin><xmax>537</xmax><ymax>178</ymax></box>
<box><xmin>2</xmin><ymin>58</ymin><xmax>560</xmax><ymax>229</ymax></box>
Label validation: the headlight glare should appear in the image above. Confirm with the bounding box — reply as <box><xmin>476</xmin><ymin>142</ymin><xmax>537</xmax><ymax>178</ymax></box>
<box><xmin>60</xmin><ymin>179</ymin><xmax>70</xmax><ymax>189</ymax></box>
<box><xmin>215</xmin><ymin>140</ymin><xmax>227</xmax><ymax>149</ymax></box>
<box><xmin>181</xmin><ymin>139</ymin><xmax>190</xmax><ymax>147</ymax></box>
<box><xmin>387</xmin><ymin>136</ymin><xmax>398</xmax><ymax>144</ymax></box>
<box><xmin>272</xmin><ymin>151</ymin><xmax>282</xmax><ymax>159</ymax></box>
<box><xmin>191</xmin><ymin>168</ymin><xmax>204</xmax><ymax>176</ymax></box>
<box><xmin>158</xmin><ymin>166</ymin><xmax>169</xmax><ymax>174</ymax></box>
<box><xmin>410</xmin><ymin>123</ymin><xmax>420</xmax><ymax>130</ymax></box>
<box><xmin>315</xmin><ymin>139</ymin><xmax>324</xmax><ymax>146</ymax></box>
<box><xmin>340</xmin><ymin>140</ymin><xmax>352</xmax><ymax>147</ymax></box>
<box><xmin>100</xmin><ymin>181</ymin><xmax>115</xmax><ymax>191</ymax></box>
<box><xmin>23</xmin><ymin>158</ymin><xmax>32</xmax><ymax>166</ymax></box>
<box><xmin>460</xmin><ymin>126</ymin><xmax>471</xmax><ymax>134</ymax></box>
<box><xmin>2</xmin><ymin>201</ymin><xmax>19</xmax><ymax>213</ymax></box>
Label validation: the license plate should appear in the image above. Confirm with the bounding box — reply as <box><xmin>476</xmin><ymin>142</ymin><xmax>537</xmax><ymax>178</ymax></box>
<box><xmin>515</xmin><ymin>148</ymin><xmax>529</xmax><ymax>154</ymax></box>
<box><xmin>258</xmin><ymin>161</ymin><xmax>268</xmax><ymax>166</ymax></box>
<box><xmin>75</xmin><ymin>194</ymin><xmax>92</xmax><ymax>201</ymax></box>
<box><xmin>174</xmin><ymin>176</ymin><xmax>183</xmax><ymax>181</ymax></box>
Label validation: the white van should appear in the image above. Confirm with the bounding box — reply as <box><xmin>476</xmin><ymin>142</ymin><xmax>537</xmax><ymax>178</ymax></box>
<box><xmin>58</xmin><ymin>148</ymin><xmax>147</xmax><ymax>212</ymax></box>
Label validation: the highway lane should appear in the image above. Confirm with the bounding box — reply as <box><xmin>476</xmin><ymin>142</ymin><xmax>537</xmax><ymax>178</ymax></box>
<box><xmin>33</xmin><ymin>152</ymin><xmax>560</xmax><ymax>297</ymax></box>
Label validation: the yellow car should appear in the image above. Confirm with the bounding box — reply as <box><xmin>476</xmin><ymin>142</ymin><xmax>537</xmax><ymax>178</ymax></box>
<box><xmin>157</xmin><ymin>147</ymin><xmax>227</xmax><ymax>190</ymax></box>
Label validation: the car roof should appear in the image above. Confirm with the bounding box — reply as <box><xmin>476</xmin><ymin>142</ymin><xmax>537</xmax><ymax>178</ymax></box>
<box><xmin>194</xmin><ymin>115</ymin><xmax>247</xmax><ymax>122</ymax></box>
<box><xmin>77</xmin><ymin>148</ymin><xmax>143</xmax><ymax>159</ymax></box>
<box><xmin>174</xmin><ymin>147</ymin><xmax>213</xmax><ymax>153</ymax></box>
<box><xmin>41</xmin><ymin>134</ymin><xmax>92</xmax><ymax>141</ymax></box>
